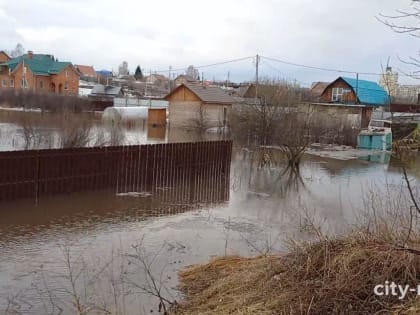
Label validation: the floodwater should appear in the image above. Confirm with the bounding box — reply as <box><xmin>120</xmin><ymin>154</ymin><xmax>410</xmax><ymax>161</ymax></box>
<box><xmin>0</xmin><ymin>145</ymin><xmax>419</xmax><ymax>314</ymax></box>
<box><xmin>0</xmin><ymin>110</ymin><xmax>227</xmax><ymax>151</ymax></box>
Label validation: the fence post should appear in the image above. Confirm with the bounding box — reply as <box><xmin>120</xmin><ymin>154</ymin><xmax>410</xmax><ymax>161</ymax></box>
<box><xmin>35</xmin><ymin>150</ymin><xmax>40</xmax><ymax>204</ymax></box>
<box><xmin>189</xmin><ymin>142</ymin><xmax>197</xmax><ymax>203</ymax></box>
<box><xmin>146</xmin><ymin>145</ymin><xmax>154</xmax><ymax>192</ymax></box>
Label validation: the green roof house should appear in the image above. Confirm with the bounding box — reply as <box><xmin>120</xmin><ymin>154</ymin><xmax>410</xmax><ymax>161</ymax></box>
<box><xmin>0</xmin><ymin>51</ymin><xmax>80</xmax><ymax>95</ymax></box>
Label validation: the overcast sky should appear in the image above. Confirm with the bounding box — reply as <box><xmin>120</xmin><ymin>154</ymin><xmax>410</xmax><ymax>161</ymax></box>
<box><xmin>1</xmin><ymin>0</ymin><xmax>419</xmax><ymax>85</ymax></box>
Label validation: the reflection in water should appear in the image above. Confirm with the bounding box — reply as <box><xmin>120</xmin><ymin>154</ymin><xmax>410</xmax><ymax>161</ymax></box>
<box><xmin>0</xmin><ymin>110</ymin><xmax>228</xmax><ymax>151</ymax></box>
<box><xmin>0</xmin><ymin>145</ymin><xmax>419</xmax><ymax>314</ymax></box>
<box><xmin>359</xmin><ymin>152</ymin><xmax>391</xmax><ymax>165</ymax></box>
<box><xmin>0</xmin><ymin>163</ymin><xmax>230</xmax><ymax>237</ymax></box>
<box><xmin>147</xmin><ymin>126</ymin><xmax>166</xmax><ymax>140</ymax></box>
<box><xmin>0</xmin><ymin>168</ymin><xmax>230</xmax><ymax>314</ymax></box>
<box><xmin>248</xmin><ymin>162</ymin><xmax>307</xmax><ymax>199</ymax></box>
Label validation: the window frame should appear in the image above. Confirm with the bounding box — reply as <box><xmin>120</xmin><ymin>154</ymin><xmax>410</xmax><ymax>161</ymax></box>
<box><xmin>21</xmin><ymin>78</ymin><xmax>28</xmax><ymax>89</ymax></box>
<box><xmin>332</xmin><ymin>87</ymin><xmax>352</xmax><ymax>102</ymax></box>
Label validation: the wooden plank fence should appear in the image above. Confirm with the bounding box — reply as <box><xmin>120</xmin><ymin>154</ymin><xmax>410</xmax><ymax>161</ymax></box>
<box><xmin>0</xmin><ymin>140</ymin><xmax>232</xmax><ymax>203</ymax></box>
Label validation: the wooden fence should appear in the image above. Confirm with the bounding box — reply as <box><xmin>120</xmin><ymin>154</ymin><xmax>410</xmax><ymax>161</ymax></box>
<box><xmin>0</xmin><ymin>140</ymin><xmax>232</xmax><ymax>203</ymax></box>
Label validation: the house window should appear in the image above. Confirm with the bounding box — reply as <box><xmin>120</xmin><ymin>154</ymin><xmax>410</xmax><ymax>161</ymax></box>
<box><xmin>21</xmin><ymin>78</ymin><xmax>28</xmax><ymax>88</ymax></box>
<box><xmin>332</xmin><ymin>87</ymin><xmax>351</xmax><ymax>102</ymax></box>
<box><xmin>64</xmin><ymin>82</ymin><xmax>68</xmax><ymax>90</ymax></box>
<box><xmin>2</xmin><ymin>79</ymin><xmax>7</xmax><ymax>87</ymax></box>
<box><xmin>40</xmin><ymin>81</ymin><xmax>43</xmax><ymax>89</ymax></box>
<box><xmin>10</xmin><ymin>79</ymin><xmax>14</xmax><ymax>87</ymax></box>
<box><xmin>65</xmin><ymin>70</ymin><xmax>69</xmax><ymax>77</ymax></box>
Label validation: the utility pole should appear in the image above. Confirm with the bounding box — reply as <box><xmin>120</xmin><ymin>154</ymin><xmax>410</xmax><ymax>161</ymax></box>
<box><xmin>226</xmin><ymin>71</ymin><xmax>230</xmax><ymax>88</ymax></box>
<box><xmin>255</xmin><ymin>54</ymin><xmax>260</xmax><ymax>103</ymax></box>
<box><xmin>149</xmin><ymin>69</ymin><xmax>152</xmax><ymax>99</ymax></box>
<box><xmin>356</xmin><ymin>73</ymin><xmax>359</xmax><ymax>104</ymax></box>
<box><xmin>144</xmin><ymin>67</ymin><xmax>148</xmax><ymax>96</ymax></box>
<box><xmin>169</xmin><ymin>66</ymin><xmax>172</xmax><ymax>92</ymax></box>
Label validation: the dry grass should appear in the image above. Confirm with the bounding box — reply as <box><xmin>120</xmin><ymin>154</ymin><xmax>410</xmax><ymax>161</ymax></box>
<box><xmin>172</xmin><ymin>233</ymin><xmax>420</xmax><ymax>315</ymax></box>
<box><xmin>394</xmin><ymin>127</ymin><xmax>420</xmax><ymax>152</ymax></box>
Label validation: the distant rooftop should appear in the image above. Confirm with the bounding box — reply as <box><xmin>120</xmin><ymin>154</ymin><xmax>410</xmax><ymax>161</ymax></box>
<box><xmin>90</xmin><ymin>84</ymin><xmax>122</xmax><ymax>96</ymax></box>
<box><xmin>75</xmin><ymin>64</ymin><xmax>97</xmax><ymax>77</ymax></box>
<box><xmin>96</xmin><ymin>70</ymin><xmax>113</xmax><ymax>77</ymax></box>
<box><xmin>166</xmin><ymin>82</ymin><xmax>235</xmax><ymax>104</ymax></box>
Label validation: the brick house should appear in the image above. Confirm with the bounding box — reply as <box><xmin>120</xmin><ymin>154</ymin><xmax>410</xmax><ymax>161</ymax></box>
<box><xmin>0</xmin><ymin>51</ymin><xmax>79</xmax><ymax>95</ymax></box>
<box><xmin>0</xmin><ymin>51</ymin><xmax>11</xmax><ymax>63</ymax></box>
<box><xmin>75</xmin><ymin>64</ymin><xmax>97</xmax><ymax>82</ymax></box>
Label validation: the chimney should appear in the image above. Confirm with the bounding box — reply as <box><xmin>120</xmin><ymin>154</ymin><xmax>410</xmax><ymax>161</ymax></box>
<box><xmin>28</xmin><ymin>50</ymin><xmax>33</xmax><ymax>59</ymax></box>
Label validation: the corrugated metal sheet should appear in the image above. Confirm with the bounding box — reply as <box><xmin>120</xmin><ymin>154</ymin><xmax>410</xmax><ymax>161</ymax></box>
<box><xmin>91</xmin><ymin>84</ymin><xmax>122</xmax><ymax>96</ymax></box>
<box><xmin>341</xmin><ymin>77</ymin><xmax>390</xmax><ymax>106</ymax></box>
<box><xmin>114</xmin><ymin>97</ymin><xmax>168</xmax><ymax>108</ymax></box>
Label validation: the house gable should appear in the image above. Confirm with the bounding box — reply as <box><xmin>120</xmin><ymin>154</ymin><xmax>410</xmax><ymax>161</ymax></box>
<box><xmin>320</xmin><ymin>78</ymin><xmax>356</xmax><ymax>103</ymax></box>
<box><xmin>320</xmin><ymin>77</ymin><xmax>389</xmax><ymax>106</ymax></box>
<box><xmin>0</xmin><ymin>51</ymin><xmax>10</xmax><ymax>63</ymax></box>
<box><xmin>165</xmin><ymin>84</ymin><xmax>202</xmax><ymax>102</ymax></box>
<box><xmin>75</xmin><ymin>65</ymin><xmax>97</xmax><ymax>78</ymax></box>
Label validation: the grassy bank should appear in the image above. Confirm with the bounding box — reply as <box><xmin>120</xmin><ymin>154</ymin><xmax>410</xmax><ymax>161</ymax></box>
<box><xmin>172</xmin><ymin>233</ymin><xmax>420</xmax><ymax>314</ymax></box>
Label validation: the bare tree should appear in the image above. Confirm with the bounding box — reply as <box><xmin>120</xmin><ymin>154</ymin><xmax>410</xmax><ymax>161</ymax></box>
<box><xmin>9</xmin><ymin>43</ymin><xmax>25</xmax><ymax>58</ymax></box>
<box><xmin>378</xmin><ymin>1</ymin><xmax>420</xmax><ymax>77</ymax></box>
<box><xmin>58</xmin><ymin>110</ymin><xmax>93</xmax><ymax>148</ymax></box>
<box><xmin>16</xmin><ymin>111</ymin><xmax>54</xmax><ymax>149</ymax></box>
<box><xmin>231</xmin><ymin>79</ymin><xmax>311</xmax><ymax>169</ymax></box>
<box><xmin>186</xmin><ymin>65</ymin><xmax>199</xmax><ymax>81</ymax></box>
<box><xmin>378</xmin><ymin>1</ymin><xmax>420</xmax><ymax>37</ymax></box>
<box><xmin>188</xmin><ymin>104</ymin><xmax>209</xmax><ymax>139</ymax></box>
<box><xmin>125</xmin><ymin>239</ymin><xmax>177</xmax><ymax>315</ymax></box>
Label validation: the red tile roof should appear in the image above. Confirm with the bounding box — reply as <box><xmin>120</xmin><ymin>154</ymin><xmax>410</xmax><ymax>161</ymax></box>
<box><xmin>75</xmin><ymin>65</ymin><xmax>97</xmax><ymax>77</ymax></box>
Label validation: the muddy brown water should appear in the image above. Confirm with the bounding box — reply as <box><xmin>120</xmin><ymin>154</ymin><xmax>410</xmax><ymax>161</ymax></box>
<box><xmin>0</xmin><ymin>148</ymin><xmax>419</xmax><ymax>314</ymax></box>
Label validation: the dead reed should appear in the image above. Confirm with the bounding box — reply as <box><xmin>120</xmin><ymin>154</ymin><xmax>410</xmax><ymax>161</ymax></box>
<box><xmin>173</xmin><ymin>232</ymin><xmax>420</xmax><ymax>314</ymax></box>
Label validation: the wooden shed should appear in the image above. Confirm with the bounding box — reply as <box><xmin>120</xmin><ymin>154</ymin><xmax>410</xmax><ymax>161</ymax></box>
<box><xmin>320</xmin><ymin>77</ymin><xmax>389</xmax><ymax>106</ymax></box>
<box><xmin>164</xmin><ymin>83</ymin><xmax>234</xmax><ymax>129</ymax></box>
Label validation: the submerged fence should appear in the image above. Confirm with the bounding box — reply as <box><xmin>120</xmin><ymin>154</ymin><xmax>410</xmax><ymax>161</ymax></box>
<box><xmin>0</xmin><ymin>141</ymin><xmax>232</xmax><ymax>203</ymax></box>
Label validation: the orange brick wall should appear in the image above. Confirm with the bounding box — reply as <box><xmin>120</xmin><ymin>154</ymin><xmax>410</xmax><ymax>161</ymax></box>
<box><xmin>0</xmin><ymin>63</ymin><xmax>79</xmax><ymax>95</ymax></box>
<box><xmin>0</xmin><ymin>52</ymin><xmax>10</xmax><ymax>63</ymax></box>
<box><xmin>0</xmin><ymin>74</ymin><xmax>15</xmax><ymax>89</ymax></box>
<box><xmin>11</xmin><ymin>62</ymin><xmax>36</xmax><ymax>91</ymax></box>
<box><xmin>51</xmin><ymin>65</ymin><xmax>79</xmax><ymax>95</ymax></box>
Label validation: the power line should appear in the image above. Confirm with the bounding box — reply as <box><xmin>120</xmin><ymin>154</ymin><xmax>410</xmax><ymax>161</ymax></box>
<box><xmin>152</xmin><ymin>56</ymin><xmax>254</xmax><ymax>74</ymax></box>
<box><xmin>127</xmin><ymin>54</ymin><xmax>420</xmax><ymax>81</ymax></box>
<box><xmin>261</xmin><ymin>55</ymin><xmax>419</xmax><ymax>78</ymax></box>
<box><xmin>260</xmin><ymin>59</ymin><xmax>312</xmax><ymax>87</ymax></box>
<box><xmin>261</xmin><ymin>59</ymin><xmax>395</xmax><ymax>92</ymax></box>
